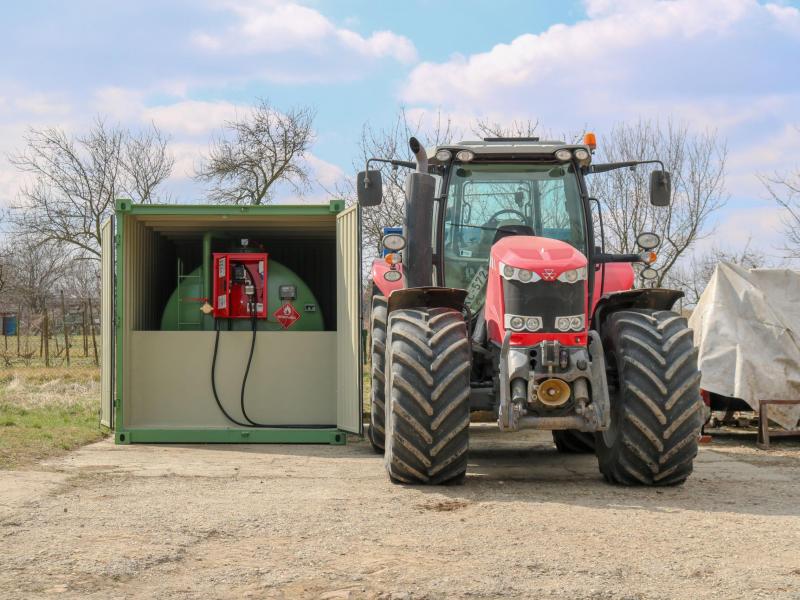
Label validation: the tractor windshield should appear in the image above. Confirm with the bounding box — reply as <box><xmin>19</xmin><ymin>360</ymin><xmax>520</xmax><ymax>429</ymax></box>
<box><xmin>442</xmin><ymin>162</ymin><xmax>586</xmax><ymax>309</ymax></box>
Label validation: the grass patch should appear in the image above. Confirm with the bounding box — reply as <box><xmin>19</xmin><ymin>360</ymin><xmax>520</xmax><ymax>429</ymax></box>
<box><xmin>0</xmin><ymin>366</ymin><xmax>106</xmax><ymax>469</ymax></box>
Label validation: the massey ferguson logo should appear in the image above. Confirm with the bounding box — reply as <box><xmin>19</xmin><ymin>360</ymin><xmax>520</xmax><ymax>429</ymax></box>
<box><xmin>541</xmin><ymin>268</ymin><xmax>557</xmax><ymax>281</ymax></box>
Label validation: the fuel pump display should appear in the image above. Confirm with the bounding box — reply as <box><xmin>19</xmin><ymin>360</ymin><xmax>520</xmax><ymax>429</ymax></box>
<box><xmin>212</xmin><ymin>252</ymin><xmax>268</xmax><ymax>320</ymax></box>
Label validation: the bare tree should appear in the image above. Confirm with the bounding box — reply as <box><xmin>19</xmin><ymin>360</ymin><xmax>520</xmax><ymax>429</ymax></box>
<box><xmin>588</xmin><ymin>119</ymin><xmax>727</xmax><ymax>285</ymax></box>
<box><xmin>4</xmin><ymin>236</ymin><xmax>70</xmax><ymax>314</ymax></box>
<box><xmin>0</xmin><ymin>242</ymin><xmax>9</xmax><ymax>298</ymax></box>
<box><xmin>761</xmin><ymin>159</ymin><xmax>800</xmax><ymax>259</ymax></box>
<box><xmin>195</xmin><ymin>100</ymin><xmax>315</xmax><ymax>205</ymax></box>
<box><xmin>8</xmin><ymin>118</ymin><xmax>174</xmax><ymax>259</ymax></box>
<box><xmin>473</xmin><ymin>118</ymin><xmax>540</xmax><ymax>139</ymax></box>
<box><xmin>338</xmin><ymin>109</ymin><xmax>460</xmax><ymax>263</ymax></box>
<box><xmin>667</xmin><ymin>240</ymin><xmax>767</xmax><ymax>306</ymax></box>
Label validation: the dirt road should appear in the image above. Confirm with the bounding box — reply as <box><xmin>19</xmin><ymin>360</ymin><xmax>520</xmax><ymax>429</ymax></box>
<box><xmin>2</xmin><ymin>426</ymin><xmax>799</xmax><ymax>599</ymax></box>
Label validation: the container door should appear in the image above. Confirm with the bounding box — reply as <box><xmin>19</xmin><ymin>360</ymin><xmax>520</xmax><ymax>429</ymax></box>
<box><xmin>100</xmin><ymin>217</ymin><xmax>115</xmax><ymax>428</ymax></box>
<box><xmin>336</xmin><ymin>205</ymin><xmax>363</xmax><ymax>433</ymax></box>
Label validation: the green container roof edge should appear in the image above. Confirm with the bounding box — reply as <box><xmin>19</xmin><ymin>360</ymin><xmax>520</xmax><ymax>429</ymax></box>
<box><xmin>114</xmin><ymin>198</ymin><xmax>346</xmax><ymax>215</ymax></box>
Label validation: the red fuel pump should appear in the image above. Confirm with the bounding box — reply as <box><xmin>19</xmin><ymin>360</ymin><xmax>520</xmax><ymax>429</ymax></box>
<box><xmin>212</xmin><ymin>252</ymin><xmax>268</xmax><ymax>319</ymax></box>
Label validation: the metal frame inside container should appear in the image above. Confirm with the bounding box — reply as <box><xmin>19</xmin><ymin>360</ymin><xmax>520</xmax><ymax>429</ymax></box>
<box><xmin>100</xmin><ymin>199</ymin><xmax>362</xmax><ymax>445</ymax></box>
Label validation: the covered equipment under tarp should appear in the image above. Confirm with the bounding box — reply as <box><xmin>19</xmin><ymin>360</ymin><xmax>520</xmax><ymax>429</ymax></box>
<box><xmin>689</xmin><ymin>262</ymin><xmax>800</xmax><ymax>430</ymax></box>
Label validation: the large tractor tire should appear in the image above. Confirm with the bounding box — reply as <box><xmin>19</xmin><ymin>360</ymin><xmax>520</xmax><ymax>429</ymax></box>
<box><xmin>367</xmin><ymin>295</ymin><xmax>388</xmax><ymax>453</ymax></box>
<box><xmin>552</xmin><ymin>430</ymin><xmax>595</xmax><ymax>453</ymax></box>
<box><xmin>596</xmin><ymin>309</ymin><xmax>703</xmax><ymax>486</ymax></box>
<box><xmin>384</xmin><ymin>307</ymin><xmax>471</xmax><ymax>485</ymax></box>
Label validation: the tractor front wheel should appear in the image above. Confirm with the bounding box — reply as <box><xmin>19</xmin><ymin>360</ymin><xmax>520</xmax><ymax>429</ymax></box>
<box><xmin>367</xmin><ymin>295</ymin><xmax>388</xmax><ymax>453</ymax></box>
<box><xmin>384</xmin><ymin>307</ymin><xmax>471</xmax><ymax>485</ymax></box>
<box><xmin>596</xmin><ymin>309</ymin><xmax>703</xmax><ymax>486</ymax></box>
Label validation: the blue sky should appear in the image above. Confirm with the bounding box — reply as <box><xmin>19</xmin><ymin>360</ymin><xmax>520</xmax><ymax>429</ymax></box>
<box><xmin>1</xmin><ymin>0</ymin><xmax>799</xmax><ymax>259</ymax></box>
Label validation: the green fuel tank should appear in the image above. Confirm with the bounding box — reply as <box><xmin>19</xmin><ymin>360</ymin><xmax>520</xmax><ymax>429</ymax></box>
<box><xmin>160</xmin><ymin>258</ymin><xmax>325</xmax><ymax>332</ymax></box>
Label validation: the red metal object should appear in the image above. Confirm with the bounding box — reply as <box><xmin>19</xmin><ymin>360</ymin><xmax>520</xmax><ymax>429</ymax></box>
<box><xmin>486</xmin><ymin>236</ymin><xmax>589</xmax><ymax>347</ymax></box>
<box><xmin>212</xmin><ymin>252</ymin><xmax>268</xmax><ymax>319</ymax></box>
<box><xmin>371</xmin><ymin>260</ymin><xmax>405</xmax><ymax>296</ymax></box>
<box><xmin>590</xmin><ymin>262</ymin><xmax>635</xmax><ymax>310</ymax></box>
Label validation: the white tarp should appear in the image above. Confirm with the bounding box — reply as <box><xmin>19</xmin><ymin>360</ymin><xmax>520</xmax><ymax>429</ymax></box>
<box><xmin>689</xmin><ymin>262</ymin><xmax>800</xmax><ymax>430</ymax></box>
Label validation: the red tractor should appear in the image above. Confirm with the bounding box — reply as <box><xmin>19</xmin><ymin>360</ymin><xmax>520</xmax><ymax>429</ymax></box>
<box><xmin>359</xmin><ymin>135</ymin><xmax>703</xmax><ymax>486</ymax></box>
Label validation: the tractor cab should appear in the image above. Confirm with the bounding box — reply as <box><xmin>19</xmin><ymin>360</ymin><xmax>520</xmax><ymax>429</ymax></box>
<box><xmin>358</xmin><ymin>135</ymin><xmax>703</xmax><ymax>489</ymax></box>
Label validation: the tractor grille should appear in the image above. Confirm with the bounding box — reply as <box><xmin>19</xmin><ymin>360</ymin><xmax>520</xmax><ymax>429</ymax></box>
<box><xmin>502</xmin><ymin>279</ymin><xmax>585</xmax><ymax>332</ymax></box>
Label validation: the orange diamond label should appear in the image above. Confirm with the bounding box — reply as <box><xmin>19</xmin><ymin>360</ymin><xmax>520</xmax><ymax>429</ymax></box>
<box><xmin>274</xmin><ymin>302</ymin><xmax>300</xmax><ymax>329</ymax></box>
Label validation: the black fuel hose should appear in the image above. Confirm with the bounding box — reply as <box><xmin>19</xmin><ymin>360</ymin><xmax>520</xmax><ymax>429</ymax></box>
<box><xmin>210</xmin><ymin>283</ymin><xmax>334</xmax><ymax>429</ymax></box>
<box><xmin>210</xmin><ymin>319</ymin><xmax>252</xmax><ymax>428</ymax></box>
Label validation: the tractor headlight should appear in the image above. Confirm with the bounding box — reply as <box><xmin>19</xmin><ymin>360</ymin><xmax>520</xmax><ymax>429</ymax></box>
<box><xmin>509</xmin><ymin>316</ymin><xmax>525</xmax><ymax>331</ymax></box>
<box><xmin>435</xmin><ymin>149</ymin><xmax>453</xmax><ymax>162</ymax></box>
<box><xmin>384</xmin><ymin>270</ymin><xmax>402</xmax><ymax>282</ymax></box>
<box><xmin>499</xmin><ymin>261</ymin><xmax>541</xmax><ymax>283</ymax></box>
<box><xmin>555</xmin><ymin>149</ymin><xmax>572</xmax><ymax>161</ymax></box>
<box><xmin>382</xmin><ymin>233</ymin><xmax>406</xmax><ymax>251</ymax></box>
<box><xmin>456</xmin><ymin>150</ymin><xmax>475</xmax><ymax>162</ymax></box>
<box><xmin>526</xmin><ymin>317</ymin><xmax>542</xmax><ymax>331</ymax></box>
<box><xmin>636</xmin><ymin>231</ymin><xmax>661</xmax><ymax>250</ymax></box>
<box><xmin>556</xmin><ymin>315</ymin><xmax>585</xmax><ymax>331</ymax></box>
<box><xmin>574</xmin><ymin>148</ymin><xmax>590</xmax><ymax>161</ymax></box>
<box><xmin>557</xmin><ymin>267</ymin><xmax>587</xmax><ymax>283</ymax></box>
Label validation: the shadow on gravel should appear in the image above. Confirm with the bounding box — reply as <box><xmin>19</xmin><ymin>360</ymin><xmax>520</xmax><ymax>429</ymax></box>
<box><xmin>397</xmin><ymin>426</ymin><xmax>800</xmax><ymax>519</ymax></box>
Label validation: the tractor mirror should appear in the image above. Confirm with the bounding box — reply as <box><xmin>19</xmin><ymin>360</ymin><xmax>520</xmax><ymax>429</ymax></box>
<box><xmin>650</xmin><ymin>170</ymin><xmax>671</xmax><ymax>206</ymax></box>
<box><xmin>357</xmin><ymin>170</ymin><xmax>383</xmax><ymax>207</ymax></box>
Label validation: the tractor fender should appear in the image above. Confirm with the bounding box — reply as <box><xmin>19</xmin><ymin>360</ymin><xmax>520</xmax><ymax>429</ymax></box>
<box><xmin>387</xmin><ymin>286</ymin><xmax>468</xmax><ymax>315</ymax></box>
<box><xmin>371</xmin><ymin>258</ymin><xmax>405</xmax><ymax>297</ymax></box>
<box><xmin>591</xmin><ymin>288</ymin><xmax>684</xmax><ymax>331</ymax></box>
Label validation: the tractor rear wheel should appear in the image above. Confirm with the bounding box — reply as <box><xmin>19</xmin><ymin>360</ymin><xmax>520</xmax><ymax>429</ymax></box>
<box><xmin>596</xmin><ymin>309</ymin><xmax>702</xmax><ymax>486</ymax></box>
<box><xmin>384</xmin><ymin>307</ymin><xmax>471</xmax><ymax>485</ymax></box>
<box><xmin>552</xmin><ymin>430</ymin><xmax>595</xmax><ymax>453</ymax></box>
<box><xmin>367</xmin><ymin>295</ymin><xmax>388</xmax><ymax>453</ymax></box>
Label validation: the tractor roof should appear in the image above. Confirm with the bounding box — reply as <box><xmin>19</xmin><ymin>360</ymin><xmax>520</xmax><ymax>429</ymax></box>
<box><xmin>427</xmin><ymin>137</ymin><xmax>592</xmax><ymax>166</ymax></box>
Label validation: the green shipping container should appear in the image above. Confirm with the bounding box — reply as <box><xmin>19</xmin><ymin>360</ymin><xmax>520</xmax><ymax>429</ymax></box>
<box><xmin>100</xmin><ymin>199</ymin><xmax>362</xmax><ymax>445</ymax></box>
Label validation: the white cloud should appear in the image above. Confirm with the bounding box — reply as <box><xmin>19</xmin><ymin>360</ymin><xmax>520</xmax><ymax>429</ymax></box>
<box><xmin>403</xmin><ymin>0</ymin><xmax>800</xmax><ymax>128</ymax></box>
<box><xmin>142</xmin><ymin>100</ymin><xmax>245</xmax><ymax>136</ymax></box>
<box><xmin>93</xmin><ymin>86</ymin><xmax>146</xmax><ymax>121</ymax></box>
<box><xmin>304</xmin><ymin>153</ymin><xmax>346</xmax><ymax>189</ymax></box>
<box><xmin>191</xmin><ymin>0</ymin><xmax>417</xmax><ymax>82</ymax></box>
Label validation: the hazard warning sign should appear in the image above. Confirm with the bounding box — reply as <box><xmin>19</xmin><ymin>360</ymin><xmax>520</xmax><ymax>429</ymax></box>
<box><xmin>274</xmin><ymin>302</ymin><xmax>301</xmax><ymax>329</ymax></box>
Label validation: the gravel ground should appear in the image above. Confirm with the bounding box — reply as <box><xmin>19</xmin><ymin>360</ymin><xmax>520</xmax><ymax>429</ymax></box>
<box><xmin>1</xmin><ymin>426</ymin><xmax>800</xmax><ymax>599</ymax></box>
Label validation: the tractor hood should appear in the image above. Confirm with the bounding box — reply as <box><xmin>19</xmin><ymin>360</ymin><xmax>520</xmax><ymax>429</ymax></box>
<box><xmin>491</xmin><ymin>235</ymin><xmax>587</xmax><ymax>281</ymax></box>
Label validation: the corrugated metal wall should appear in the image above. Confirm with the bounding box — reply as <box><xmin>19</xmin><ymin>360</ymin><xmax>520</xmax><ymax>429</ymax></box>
<box><xmin>336</xmin><ymin>205</ymin><xmax>362</xmax><ymax>433</ymax></box>
<box><xmin>124</xmin><ymin>217</ymin><xmax>175</xmax><ymax>332</ymax></box>
<box><xmin>100</xmin><ymin>219</ymin><xmax>114</xmax><ymax>428</ymax></box>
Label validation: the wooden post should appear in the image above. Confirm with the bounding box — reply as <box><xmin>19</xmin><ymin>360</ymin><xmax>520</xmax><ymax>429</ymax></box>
<box><xmin>88</xmin><ymin>297</ymin><xmax>99</xmax><ymax>366</ymax></box>
<box><xmin>43</xmin><ymin>311</ymin><xmax>50</xmax><ymax>367</ymax></box>
<box><xmin>82</xmin><ymin>302</ymin><xmax>88</xmax><ymax>357</ymax></box>
<box><xmin>16</xmin><ymin>306</ymin><xmax>21</xmax><ymax>356</ymax></box>
<box><xmin>60</xmin><ymin>291</ymin><xmax>70</xmax><ymax>366</ymax></box>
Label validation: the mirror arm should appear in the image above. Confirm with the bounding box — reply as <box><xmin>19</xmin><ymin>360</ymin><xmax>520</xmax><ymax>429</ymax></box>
<box><xmin>589</xmin><ymin>159</ymin><xmax>665</xmax><ymax>174</ymax></box>
<box><xmin>594</xmin><ymin>252</ymin><xmax>645</xmax><ymax>264</ymax></box>
<box><xmin>364</xmin><ymin>157</ymin><xmax>416</xmax><ymax>187</ymax></box>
